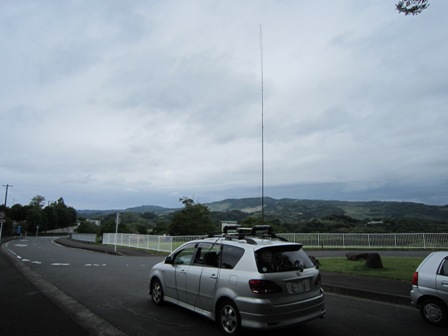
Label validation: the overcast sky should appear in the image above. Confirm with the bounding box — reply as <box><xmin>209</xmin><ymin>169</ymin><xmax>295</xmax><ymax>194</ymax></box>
<box><xmin>1</xmin><ymin>1</ymin><xmax>447</xmax><ymax>210</ymax></box>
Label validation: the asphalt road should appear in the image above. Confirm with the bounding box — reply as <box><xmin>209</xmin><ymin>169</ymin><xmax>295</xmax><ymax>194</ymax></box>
<box><xmin>2</xmin><ymin>237</ymin><xmax>446</xmax><ymax>336</ymax></box>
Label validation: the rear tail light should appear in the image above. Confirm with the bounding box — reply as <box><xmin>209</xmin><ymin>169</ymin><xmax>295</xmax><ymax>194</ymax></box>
<box><xmin>315</xmin><ymin>272</ymin><xmax>322</xmax><ymax>286</ymax></box>
<box><xmin>249</xmin><ymin>279</ymin><xmax>282</xmax><ymax>294</ymax></box>
<box><xmin>412</xmin><ymin>271</ymin><xmax>419</xmax><ymax>286</ymax></box>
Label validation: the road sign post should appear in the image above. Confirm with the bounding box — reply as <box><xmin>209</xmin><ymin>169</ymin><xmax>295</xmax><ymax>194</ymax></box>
<box><xmin>0</xmin><ymin>220</ymin><xmax>4</xmax><ymax>240</ymax></box>
<box><xmin>0</xmin><ymin>212</ymin><xmax>5</xmax><ymax>240</ymax></box>
<box><xmin>114</xmin><ymin>213</ymin><xmax>121</xmax><ymax>253</ymax></box>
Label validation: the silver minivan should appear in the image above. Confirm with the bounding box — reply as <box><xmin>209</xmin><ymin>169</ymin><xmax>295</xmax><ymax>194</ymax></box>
<box><xmin>149</xmin><ymin>226</ymin><xmax>325</xmax><ymax>335</ymax></box>
<box><xmin>410</xmin><ymin>251</ymin><xmax>448</xmax><ymax>326</ymax></box>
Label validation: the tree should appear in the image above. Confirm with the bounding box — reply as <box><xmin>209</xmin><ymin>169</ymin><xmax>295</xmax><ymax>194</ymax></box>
<box><xmin>240</xmin><ymin>216</ymin><xmax>263</xmax><ymax>227</ymax></box>
<box><xmin>151</xmin><ymin>221</ymin><xmax>169</xmax><ymax>235</ymax></box>
<box><xmin>76</xmin><ymin>218</ymin><xmax>99</xmax><ymax>234</ymax></box>
<box><xmin>135</xmin><ymin>224</ymin><xmax>148</xmax><ymax>234</ymax></box>
<box><xmin>169</xmin><ymin>197</ymin><xmax>216</xmax><ymax>235</ymax></box>
<box><xmin>44</xmin><ymin>206</ymin><xmax>59</xmax><ymax>231</ymax></box>
<box><xmin>26</xmin><ymin>195</ymin><xmax>47</xmax><ymax>233</ymax></box>
<box><xmin>9</xmin><ymin>204</ymin><xmax>30</xmax><ymax>221</ymax></box>
<box><xmin>396</xmin><ymin>0</ymin><xmax>429</xmax><ymax>15</ymax></box>
<box><xmin>30</xmin><ymin>195</ymin><xmax>46</xmax><ymax>209</ymax></box>
<box><xmin>99</xmin><ymin>220</ymin><xmax>131</xmax><ymax>236</ymax></box>
<box><xmin>52</xmin><ymin>198</ymin><xmax>77</xmax><ymax>228</ymax></box>
<box><xmin>26</xmin><ymin>208</ymin><xmax>47</xmax><ymax>234</ymax></box>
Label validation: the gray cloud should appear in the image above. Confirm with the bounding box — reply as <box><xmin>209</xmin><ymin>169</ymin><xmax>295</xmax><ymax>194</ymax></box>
<box><xmin>1</xmin><ymin>1</ymin><xmax>447</xmax><ymax>209</ymax></box>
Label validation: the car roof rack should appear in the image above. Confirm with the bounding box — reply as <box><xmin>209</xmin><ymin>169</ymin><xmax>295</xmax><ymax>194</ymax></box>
<box><xmin>220</xmin><ymin>224</ymin><xmax>288</xmax><ymax>243</ymax></box>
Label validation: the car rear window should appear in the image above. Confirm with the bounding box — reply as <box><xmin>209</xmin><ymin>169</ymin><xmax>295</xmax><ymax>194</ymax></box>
<box><xmin>255</xmin><ymin>245</ymin><xmax>314</xmax><ymax>273</ymax></box>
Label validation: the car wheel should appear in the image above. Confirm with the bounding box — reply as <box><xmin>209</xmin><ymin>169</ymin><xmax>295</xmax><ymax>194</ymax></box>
<box><xmin>420</xmin><ymin>298</ymin><xmax>448</xmax><ymax>326</ymax></box>
<box><xmin>151</xmin><ymin>279</ymin><xmax>164</xmax><ymax>306</ymax></box>
<box><xmin>217</xmin><ymin>299</ymin><xmax>241</xmax><ymax>336</ymax></box>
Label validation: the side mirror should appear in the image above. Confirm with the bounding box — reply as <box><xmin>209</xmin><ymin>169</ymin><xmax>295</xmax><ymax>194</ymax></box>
<box><xmin>165</xmin><ymin>256</ymin><xmax>173</xmax><ymax>264</ymax></box>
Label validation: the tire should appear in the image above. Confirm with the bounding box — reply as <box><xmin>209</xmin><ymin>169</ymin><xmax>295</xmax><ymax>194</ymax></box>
<box><xmin>217</xmin><ymin>299</ymin><xmax>241</xmax><ymax>336</ymax></box>
<box><xmin>420</xmin><ymin>298</ymin><xmax>448</xmax><ymax>326</ymax></box>
<box><xmin>151</xmin><ymin>279</ymin><xmax>164</xmax><ymax>306</ymax></box>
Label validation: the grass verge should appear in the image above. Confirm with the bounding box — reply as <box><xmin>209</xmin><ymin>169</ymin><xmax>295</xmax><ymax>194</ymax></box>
<box><xmin>318</xmin><ymin>256</ymin><xmax>424</xmax><ymax>282</ymax></box>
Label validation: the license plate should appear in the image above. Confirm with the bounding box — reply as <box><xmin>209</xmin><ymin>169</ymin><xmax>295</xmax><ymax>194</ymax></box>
<box><xmin>289</xmin><ymin>280</ymin><xmax>309</xmax><ymax>293</ymax></box>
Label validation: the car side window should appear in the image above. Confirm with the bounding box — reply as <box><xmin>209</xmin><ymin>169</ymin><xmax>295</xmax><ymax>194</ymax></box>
<box><xmin>194</xmin><ymin>243</ymin><xmax>221</xmax><ymax>268</ymax></box>
<box><xmin>173</xmin><ymin>245</ymin><xmax>196</xmax><ymax>265</ymax></box>
<box><xmin>440</xmin><ymin>258</ymin><xmax>448</xmax><ymax>276</ymax></box>
<box><xmin>221</xmin><ymin>245</ymin><xmax>244</xmax><ymax>269</ymax></box>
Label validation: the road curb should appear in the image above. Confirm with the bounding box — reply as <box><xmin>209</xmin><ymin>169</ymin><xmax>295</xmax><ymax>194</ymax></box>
<box><xmin>322</xmin><ymin>283</ymin><xmax>411</xmax><ymax>306</ymax></box>
<box><xmin>55</xmin><ymin>238</ymin><xmax>124</xmax><ymax>255</ymax></box>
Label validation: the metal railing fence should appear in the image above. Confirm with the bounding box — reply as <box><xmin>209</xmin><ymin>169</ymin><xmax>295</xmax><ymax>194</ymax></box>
<box><xmin>278</xmin><ymin>233</ymin><xmax>448</xmax><ymax>249</ymax></box>
<box><xmin>102</xmin><ymin>232</ymin><xmax>448</xmax><ymax>252</ymax></box>
<box><xmin>102</xmin><ymin>233</ymin><xmax>198</xmax><ymax>252</ymax></box>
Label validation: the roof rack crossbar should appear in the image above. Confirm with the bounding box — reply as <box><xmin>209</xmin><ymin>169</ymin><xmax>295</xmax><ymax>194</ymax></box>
<box><xmin>215</xmin><ymin>225</ymin><xmax>288</xmax><ymax>242</ymax></box>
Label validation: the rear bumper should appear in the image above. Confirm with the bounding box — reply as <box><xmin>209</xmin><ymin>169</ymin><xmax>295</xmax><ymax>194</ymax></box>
<box><xmin>235</xmin><ymin>290</ymin><xmax>326</xmax><ymax>329</ymax></box>
<box><xmin>410</xmin><ymin>287</ymin><xmax>420</xmax><ymax>306</ymax></box>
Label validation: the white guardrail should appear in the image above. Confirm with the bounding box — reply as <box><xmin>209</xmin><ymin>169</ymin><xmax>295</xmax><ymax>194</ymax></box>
<box><xmin>70</xmin><ymin>233</ymin><xmax>97</xmax><ymax>243</ymax></box>
<box><xmin>102</xmin><ymin>232</ymin><xmax>448</xmax><ymax>252</ymax></box>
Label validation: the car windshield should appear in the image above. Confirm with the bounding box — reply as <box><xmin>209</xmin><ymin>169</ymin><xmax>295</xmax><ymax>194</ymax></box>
<box><xmin>255</xmin><ymin>245</ymin><xmax>314</xmax><ymax>273</ymax></box>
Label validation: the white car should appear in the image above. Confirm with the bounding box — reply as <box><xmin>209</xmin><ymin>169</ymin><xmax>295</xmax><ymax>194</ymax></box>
<box><xmin>410</xmin><ymin>251</ymin><xmax>448</xmax><ymax>326</ymax></box>
<box><xmin>149</xmin><ymin>225</ymin><xmax>325</xmax><ymax>335</ymax></box>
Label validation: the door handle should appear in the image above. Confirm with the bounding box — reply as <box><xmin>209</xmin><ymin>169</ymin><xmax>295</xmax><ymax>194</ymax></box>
<box><xmin>210</xmin><ymin>274</ymin><xmax>218</xmax><ymax>279</ymax></box>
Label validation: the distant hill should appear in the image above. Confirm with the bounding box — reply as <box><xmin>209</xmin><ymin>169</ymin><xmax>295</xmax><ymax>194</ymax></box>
<box><xmin>77</xmin><ymin>197</ymin><xmax>448</xmax><ymax>224</ymax></box>
<box><xmin>125</xmin><ymin>204</ymin><xmax>176</xmax><ymax>214</ymax></box>
<box><xmin>206</xmin><ymin>197</ymin><xmax>448</xmax><ymax>223</ymax></box>
<box><xmin>77</xmin><ymin>204</ymin><xmax>178</xmax><ymax>218</ymax></box>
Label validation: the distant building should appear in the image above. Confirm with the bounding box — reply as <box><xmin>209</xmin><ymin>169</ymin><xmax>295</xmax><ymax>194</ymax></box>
<box><xmin>86</xmin><ymin>219</ymin><xmax>101</xmax><ymax>226</ymax></box>
<box><xmin>367</xmin><ymin>220</ymin><xmax>384</xmax><ymax>225</ymax></box>
<box><xmin>221</xmin><ymin>220</ymin><xmax>238</xmax><ymax>232</ymax></box>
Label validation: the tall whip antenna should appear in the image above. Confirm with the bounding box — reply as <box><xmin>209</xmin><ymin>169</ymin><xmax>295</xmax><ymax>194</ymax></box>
<box><xmin>259</xmin><ymin>25</ymin><xmax>265</xmax><ymax>225</ymax></box>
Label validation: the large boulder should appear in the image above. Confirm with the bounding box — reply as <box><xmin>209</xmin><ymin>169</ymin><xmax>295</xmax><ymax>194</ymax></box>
<box><xmin>345</xmin><ymin>252</ymin><xmax>383</xmax><ymax>269</ymax></box>
<box><xmin>345</xmin><ymin>252</ymin><xmax>369</xmax><ymax>261</ymax></box>
<box><xmin>365</xmin><ymin>253</ymin><xmax>383</xmax><ymax>269</ymax></box>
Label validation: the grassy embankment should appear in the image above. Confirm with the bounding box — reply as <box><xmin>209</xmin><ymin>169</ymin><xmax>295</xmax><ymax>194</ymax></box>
<box><xmin>318</xmin><ymin>257</ymin><xmax>425</xmax><ymax>282</ymax></box>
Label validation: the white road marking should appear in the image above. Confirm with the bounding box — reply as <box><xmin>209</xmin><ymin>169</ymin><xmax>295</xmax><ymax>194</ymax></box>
<box><xmin>51</xmin><ymin>263</ymin><xmax>70</xmax><ymax>266</ymax></box>
<box><xmin>21</xmin><ymin>258</ymin><xmax>43</xmax><ymax>264</ymax></box>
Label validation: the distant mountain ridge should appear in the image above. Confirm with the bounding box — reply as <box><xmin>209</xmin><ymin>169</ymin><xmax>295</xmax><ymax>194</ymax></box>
<box><xmin>206</xmin><ymin>197</ymin><xmax>448</xmax><ymax>222</ymax></box>
<box><xmin>77</xmin><ymin>197</ymin><xmax>448</xmax><ymax>223</ymax></box>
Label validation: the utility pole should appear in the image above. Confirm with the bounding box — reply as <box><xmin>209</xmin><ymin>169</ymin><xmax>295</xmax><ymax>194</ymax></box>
<box><xmin>3</xmin><ymin>184</ymin><xmax>13</xmax><ymax>207</ymax></box>
<box><xmin>259</xmin><ymin>25</ymin><xmax>265</xmax><ymax>225</ymax></box>
<box><xmin>1</xmin><ymin>184</ymin><xmax>12</xmax><ymax>240</ymax></box>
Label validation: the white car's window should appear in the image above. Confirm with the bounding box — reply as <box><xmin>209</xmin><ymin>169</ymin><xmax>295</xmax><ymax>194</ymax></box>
<box><xmin>221</xmin><ymin>245</ymin><xmax>245</xmax><ymax>269</ymax></box>
<box><xmin>440</xmin><ymin>258</ymin><xmax>448</xmax><ymax>276</ymax></box>
<box><xmin>173</xmin><ymin>245</ymin><xmax>196</xmax><ymax>265</ymax></box>
<box><xmin>194</xmin><ymin>243</ymin><xmax>221</xmax><ymax>268</ymax></box>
